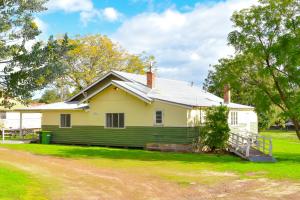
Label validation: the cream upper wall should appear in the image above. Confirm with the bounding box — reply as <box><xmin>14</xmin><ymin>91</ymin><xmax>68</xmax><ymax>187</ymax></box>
<box><xmin>41</xmin><ymin>85</ymin><xmax>258</xmax><ymax>132</ymax></box>
<box><xmin>187</xmin><ymin>108</ymin><xmax>258</xmax><ymax>134</ymax></box>
<box><xmin>42</xmin><ymin>85</ymin><xmax>188</xmax><ymax>127</ymax></box>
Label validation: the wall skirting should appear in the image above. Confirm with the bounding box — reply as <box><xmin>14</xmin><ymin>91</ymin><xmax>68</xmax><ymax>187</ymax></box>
<box><xmin>42</xmin><ymin>125</ymin><xmax>200</xmax><ymax>148</ymax></box>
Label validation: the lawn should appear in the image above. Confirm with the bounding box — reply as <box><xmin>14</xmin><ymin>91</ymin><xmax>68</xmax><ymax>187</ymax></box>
<box><xmin>0</xmin><ymin>163</ymin><xmax>46</xmax><ymax>200</ymax></box>
<box><xmin>0</xmin><ymin>130</ymin><xmax>299</xmax><ymax>182</ymax></box>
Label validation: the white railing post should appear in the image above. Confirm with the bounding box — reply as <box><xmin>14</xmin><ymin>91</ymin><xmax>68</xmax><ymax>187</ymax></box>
<box><xmin>2</xmin><ymin>128</ymin><xmax>4</xmax><ymax>144</ymax></box>
<box><xmin>269</xmin><ymin>138</ymin><xmax>272</xmax><ymax>157</ymax></box>
<box><xmin>236</xmin><ymin>134</ymin><xmax>239</xmax><ymax>150</ymax></box>
<box><xmin>246</xmin><ymin>137</ymin><xmax>251</xmax><ymax>157</ymax></box>
<box><xmin>262</xmin><ymin>137</ymin><xmax>265</xmax><ymax>153</ymax></box>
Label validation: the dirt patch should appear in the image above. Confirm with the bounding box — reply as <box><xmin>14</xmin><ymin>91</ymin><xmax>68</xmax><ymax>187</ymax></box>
<box><xmin>0</xmin><ymin>147</ymin><xmax>299</xmax><ymax>200</ymax></box>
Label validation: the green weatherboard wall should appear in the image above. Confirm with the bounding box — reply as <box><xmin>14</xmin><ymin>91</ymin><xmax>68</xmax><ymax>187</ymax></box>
<box><xmin>42</xmin><ymin>125</ymin><xmax>199</xmax><ymax>147</ymax></box>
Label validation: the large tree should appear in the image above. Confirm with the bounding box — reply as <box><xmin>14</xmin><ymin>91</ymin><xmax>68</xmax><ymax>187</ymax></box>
<box><xmin>39</xmin><ymin>89</ymin><xmax>61</xmax><ymax>104</ymax></box>
<box><xmin>205</xmin><ymin>0</ymin><xmax>300</xmax><ymax>138</ymax></box>
<box><xmin>58</xmin><ymin>35</ymin><xmax>154</xmax><ymax>94</ymax></box>
<box><xmin>0</xmin><ymin>0</ymin><xmax>70</xmax><ymax>107</ymax></box>
<box><xmin>203</xmin><ymin>56</ymin><xmax>285</xmax><ymax>129</ymax></box>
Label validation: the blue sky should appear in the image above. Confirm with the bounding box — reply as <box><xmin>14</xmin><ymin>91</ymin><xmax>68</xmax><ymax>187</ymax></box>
<box><xmin>36</xmin><ymin>0</ymin><xmax>256</xmax><ymax>85</ymax></box>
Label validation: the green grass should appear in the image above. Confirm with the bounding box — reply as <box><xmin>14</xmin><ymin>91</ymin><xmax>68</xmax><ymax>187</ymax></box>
<box><xmin>0</xmin><ymin>163</ymin><xmax>47</xmax><ymax>200</ymax></box>
<box><xmin>0</xmin><ymin>131</ymin><xmax>299</xmax><ymax>183</ymax></box>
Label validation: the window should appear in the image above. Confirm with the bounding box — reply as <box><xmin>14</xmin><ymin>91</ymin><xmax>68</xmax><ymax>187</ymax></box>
<box><xmin>60</xmin><ymin>114</ymin><xmax>71</xmax><ymax>128</ymax></box>
<box><xmin>0</xmin><ymin>112</ymin><xmax>6</xmax><ymax>119</ymax></box>
<box><xmin>106</xmin><ymin>113</ymin><xmax>124</xmax><ymax>128</ymax></box>
<box><xmin>231</xmin><ymin>111</ymin><xmax>238</xmax><ymax>125</ymax></box>
<box><xmin>155</xmin><ymin>110</ymin><xmax>163</xmax><ymax>125</ymax></box>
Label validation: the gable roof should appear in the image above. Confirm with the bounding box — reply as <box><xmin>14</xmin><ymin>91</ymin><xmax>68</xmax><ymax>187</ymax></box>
<box><xmin>68</xmin><ymin>70</ymin><xmax>253</xmax><ymax>109</ymax></box>
<box><xmin>79</xmin><ymin>80</ymin><xmax>152</xmax><ymax>104</ymax></box>
<box><xmin>17</xmin><ymin>70</ymin><xmax>254</xmax><ymax>111</ymax></box>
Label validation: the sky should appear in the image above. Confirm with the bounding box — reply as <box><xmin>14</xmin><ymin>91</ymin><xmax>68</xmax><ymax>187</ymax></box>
<box><xmin>35</xmin><ymin>0</ymin><xmax>257</xmax><ymax>86</ymax></box>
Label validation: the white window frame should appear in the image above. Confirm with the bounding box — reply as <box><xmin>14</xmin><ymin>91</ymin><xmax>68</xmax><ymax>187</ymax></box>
<box><xmin>60</xmin><ymin>114</ymin><xmax>71</xmax><ymax>128</ymax></box>
<box><xmin>230</xmin><ymin>111</ymin><xmax>238</xmax><ymax>126</ymax></box>
<box><xmin>154</xmin><ymin>110</ymin><xmax>164</xmax><ymax>126</ymax></box>
<box><xmin>105</xmin><ymin>113</ymin><xmax>125</xmax><ymax>129</ymax></box>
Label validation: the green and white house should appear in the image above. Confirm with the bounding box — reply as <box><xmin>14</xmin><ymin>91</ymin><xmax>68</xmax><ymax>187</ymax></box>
<box><xmin>18</xmin><ymin>70</ymin><xmax>258</xmax><ymax>148</ymax></box>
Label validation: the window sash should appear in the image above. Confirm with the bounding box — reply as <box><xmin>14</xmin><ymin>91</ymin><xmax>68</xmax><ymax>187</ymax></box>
<box><xmin>60</xmin><ymin>114</ymin><xmax>71</xmax><ymax>128</ymax></box>
<box><xmin>231</xmin><ymin>112</ymin><xmax>238</xmax><ymax>125</ymax></box>
<box><xmin>155</xmin><ymin>111</ymin><xmax>163</xmax><ymax>124</ymax></box>
<box><xmin>0</xmin><ymin>112</ymin><xmax>6</xmax><ymax>119</ymax></box>
<box><xmin>106</xmin><ymin>113</ymin><xmax>125</xmax><ymax>128</ymax></box>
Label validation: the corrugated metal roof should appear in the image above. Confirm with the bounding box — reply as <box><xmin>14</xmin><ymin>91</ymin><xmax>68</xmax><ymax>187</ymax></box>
<box><xmin>112</xmin><ymin>71</ymin><xmax>254</xmax><ymax>109</ymax></box>
<box><xmin>21</xmin><ymin>70</ymin><xmax>254</xmax><ymax>110</ymax></box>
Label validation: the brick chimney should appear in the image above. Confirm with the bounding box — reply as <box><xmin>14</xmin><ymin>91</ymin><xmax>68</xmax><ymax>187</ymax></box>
<box><xmin>147</xmin><ymin>62</ymin><xmax>155</xmax><ymax>88</ymax></box>
<box><xmin>224</xmin><ymin>84</ymin><xmax>231</xmax><ymax>104</ymax></box>
<box><xmin>147</xmin><ymin>71</ymin><xmax>155</xmax><ymax>88</ymax></box>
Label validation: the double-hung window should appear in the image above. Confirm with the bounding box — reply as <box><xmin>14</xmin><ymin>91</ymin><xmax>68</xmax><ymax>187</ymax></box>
<box><xmin>155</xmin><ymin>110</ymin><xmax>163</xmax><ymax>125</ymax></box>
<box><xmin>60</xmin><ymin>114</ymin><xmax>71</xmax><ymax>128</ymax></box>
<box><xmin>230</xmin><ymin>111</ymin><xmax>238</xmax><ymax>126</ymax></box>
<box><xmin>106</xmin><ymin>113</ymin><xmax>125</xmax><ymax>128</ymax></box>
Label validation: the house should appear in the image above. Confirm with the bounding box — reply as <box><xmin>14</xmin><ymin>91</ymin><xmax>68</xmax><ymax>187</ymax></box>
<box><xmin>17</xmin><ymin>70</ymin><xmax>258</xmax><ymax>148</ymax></box>
<box><xmin>0</xmin><ymin>100</ymin><xmax>41</xmax><ymax>131</ymax></box>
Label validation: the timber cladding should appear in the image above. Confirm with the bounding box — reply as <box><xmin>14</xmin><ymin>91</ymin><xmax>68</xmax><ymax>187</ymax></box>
<box><xmin>42</xmin><ymin>125</ymin><xmax>199</xmax><ymax>147</ymax></box>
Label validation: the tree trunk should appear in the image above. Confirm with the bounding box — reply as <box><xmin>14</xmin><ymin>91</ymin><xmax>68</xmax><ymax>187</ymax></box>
<box><xmin>291</xmin><ymin>118</ymin><xmax>300</xmax><ymax>140</ymax></box>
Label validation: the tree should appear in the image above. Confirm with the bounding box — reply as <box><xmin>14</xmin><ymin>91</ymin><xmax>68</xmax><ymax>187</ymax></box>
<box><xmin>0</xmin><ymin>0</ymin><xmax>70</xmax><ymax>107</ymax></box>
<box><xmin>203</xmin><ymin>56</ymin><xmax>284</xmax><ymax>130</ymax></box>
<box><xmin>205</xmin><ymin>0</ymin><xmax>300</xmax><ymax>139</ymax></box>
<box><xmin>59</xmin><ymin>35</ymin><xmax>154</xmax><ymax>93</ymax></box>
<box><xmin>39</xmin><ymin>89</ymin><xmax>60</xmax><ymax>104</ymax></box>
<box><xmin>200</xmin><ymin>106</ymin><xmax>230</xmax><ymax>152</ymax></box>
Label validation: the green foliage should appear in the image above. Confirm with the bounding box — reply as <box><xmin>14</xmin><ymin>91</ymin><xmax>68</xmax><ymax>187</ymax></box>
<box><xmin>0</xmin><ymin>1</ymin><xmax>71</xmax><ymax>107</ymax></box>
<box><xmin>204</xmin><ymin>0</ymin><xmax>300</xmax><ymax>138</ymax></box>
<box><xmin>200</xmin><ymin>106</ymin><xmax>230</xmax><ymax>151</ymax></box>
<box><xmin>59</xmin><ymin>35</ymin><xmax>155</xmax><ymax>93</ymax></box>
<box><xmin>39</xmin><ymin>89</ymin><xmax>61</xmax><ymax>104</ymax></box>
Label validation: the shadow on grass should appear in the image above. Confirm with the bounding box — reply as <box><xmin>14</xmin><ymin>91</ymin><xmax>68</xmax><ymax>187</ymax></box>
<box><xmin>273</xmin><ymin>152</ymin><xmax>300</xmax><ymax>163</ymax></box>
<box><xmin>51</xmin><ymin>146</ymin><xmax>247</xmax><ymax>164</ymax></box>
<box><xmin>50</xmin><ymin>145</ymin><xmax>300</xmax><ymax>164</ymax></box>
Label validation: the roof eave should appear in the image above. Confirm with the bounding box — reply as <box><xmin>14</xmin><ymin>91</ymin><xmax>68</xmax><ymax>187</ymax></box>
<box><xmin>79</xmin><ymin>81</ymin><xmax>152</xmax><ymax>104</ymax></box>
<box><xmin>67</xmin><ymin>71</ymin><xmax>135</xmax><ymax>102</ymax></box>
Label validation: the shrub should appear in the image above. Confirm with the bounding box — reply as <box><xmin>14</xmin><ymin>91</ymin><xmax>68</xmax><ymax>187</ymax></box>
<box><xmin>200</xmin><ymin>105</ymin><xmax>230</xmax><ymax>152</ymax></box>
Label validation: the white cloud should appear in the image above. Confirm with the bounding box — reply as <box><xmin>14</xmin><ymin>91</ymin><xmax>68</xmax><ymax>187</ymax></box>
<box><xmin>47</xmin><ymin>0</ymin><xmax>122</xmax><ymax>25</ymax></box>
<box><xmin>112</xmin><ymin>0</ymin><xmax>257</xmax><ymax>84</ymax></box>
<box><xmin>80</xmin><ymin>7</ymin><xmax>122</xmax><ymax>25</ymax></box>
<box><xmin>103</xmin><ymin>7</ymin><xmax>120</xmax><ymax>22</ymax></box>
<box><xmin>34</xmin><ymin>17</ymin><xmax>48</xmax><ymax>34</ymax></box>
<box><xmin>80</xmin><ymin>9</ymin><xmax>101</xmax><ymax>26</ymax></box>
<box><xmin>46</xmin><ymin>0</ymin><xmax>93</xmax><ymax>12</ymax></box>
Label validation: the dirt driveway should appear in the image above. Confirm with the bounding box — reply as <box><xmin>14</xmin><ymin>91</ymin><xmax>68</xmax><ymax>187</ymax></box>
<box><xmin>0</xmin><ymin>147</ymin><xmax>299</xmax><ymax>200</ymax></box>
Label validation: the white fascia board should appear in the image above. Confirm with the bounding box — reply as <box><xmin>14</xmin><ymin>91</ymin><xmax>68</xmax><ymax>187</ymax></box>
<box><xmin>67</xmin><ymin>71</ymin><xmax>132</xmax><ymax>102</ymax></box>
<box><xmin>154</xmin><ymin>99</ymin><xmax>193</xmax><ymax>109</ymax></box>
<box><xmin>79</xmin><ymin>82</ymin><xmax>152</xmax><ymax>104</ymax></box>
